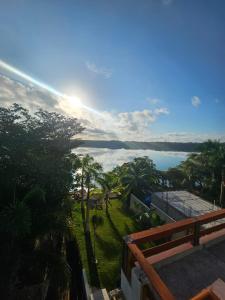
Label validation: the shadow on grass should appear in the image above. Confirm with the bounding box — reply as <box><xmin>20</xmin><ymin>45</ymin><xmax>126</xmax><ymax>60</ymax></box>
<box><xmin>84</xmin><ymin>231</ymin><xmax>101</xmax><ymax>288</ymax></box>
<box><xmin>81</xmin><ymin>205</ymin><xmax>86</xmax><ymax>231</ymax></box>
<box><xmin>95</xmin><ymin>234</ymin><xmax>120</xmax><ymax>259</ymax></box>
<box><xmin>117</xmin><ymin>205</ymin><xmax>136</xmax><ymax>219</ymax></box>
<box><xmin>106</xmin><ymin>211</ymin><xmax>123</xmax><ymax>242</ymax></box>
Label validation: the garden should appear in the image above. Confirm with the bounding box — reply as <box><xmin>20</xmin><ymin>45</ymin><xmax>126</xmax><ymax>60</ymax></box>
<box><xmin>73</xmin><ymin>199</ymin><xmax>140</xmax><ymax>290</ymax></box>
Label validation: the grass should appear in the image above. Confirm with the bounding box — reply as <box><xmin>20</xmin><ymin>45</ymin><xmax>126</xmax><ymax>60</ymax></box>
<box><xmin>73</xmin><ymin>199</ymin><xmax>140</xmax><ymax>290</ymax></box>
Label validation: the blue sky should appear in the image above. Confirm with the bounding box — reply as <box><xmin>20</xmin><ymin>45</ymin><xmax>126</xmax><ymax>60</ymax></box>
<box><xmin>0</xmin><ymin>0</ymin><xmax>225</xmax><ymax>142</ymax></box>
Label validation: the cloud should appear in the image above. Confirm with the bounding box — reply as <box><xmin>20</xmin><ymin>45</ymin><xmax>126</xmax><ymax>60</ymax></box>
<box><xmin>0</xmin><ymin>74</ymin><xmax>170</xmax><ymax>142</ymax></box>
<box><xmin>147</xmin><ymin>98</ymin><xmax>160</xmax><ymax>105</ymax></box>
<box><xmin>117</xmin><ymin>110</ymin><xmax>155</xmax><ymax>131</ymax></box>
<box><xmin>1</xmin><ymin>74</ymin><xmax>224</xmax><ymax>143</ymax></box>
<box><xmin>0</xmin><ymin>74</ymin><xmax>60</xmax><ymax>111</ymax></box>
<box><xmin>85</xmin><ymin>61</ymin><xmax>112</xmax><ymax>78</ymax></box>
<box><xmin>154</xmin><ymin>107</ymin><xmax>170</xmax><ymax>115</ymax></box>
<box><xmin>191</xmin><ymin>96</ymin><xmax>201</xmax><ymax>108</ymax></box>
<box><xmin>76</xmin><ymin>108</ymin><xmax>169</xmax><ymax>141</ymax></box>
<box><xmin>162</xmin><ymin>0</ymin><xmax>174</xmax><ymax>5</ymax></box>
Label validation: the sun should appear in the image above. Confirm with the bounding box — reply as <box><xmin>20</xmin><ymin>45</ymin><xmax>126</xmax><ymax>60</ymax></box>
<box><xmin>65</xmin><ymin>95</ymin><xmax>82</xmax><ymax>108</ymax></box>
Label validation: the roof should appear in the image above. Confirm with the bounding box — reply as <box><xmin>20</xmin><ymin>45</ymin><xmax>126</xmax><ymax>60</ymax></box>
<box><xmin>153</xmin><ymin>191</ymin><xmax>219</xmax><ymax>218</ymax></box>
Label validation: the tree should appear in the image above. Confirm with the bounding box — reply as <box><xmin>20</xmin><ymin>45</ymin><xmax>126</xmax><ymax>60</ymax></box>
<box><xmin>166</xmin><ymin>140</ymin><xmax>225</xmax><ymax>203</ymax></box>
<box><xmin>98</xmin><ymin>171</ymin><xmax>118</xmax><ymax>214</ymax></box>
<box><xmin>84</xmin><ymin>159</ymin><xmax>102</xmax><ymax>233</ymax></box>
<box><xmin>80</xmin><ymin>155</ymin><xmax>95</xmax><ymax>217</ymax></box>
<box><xmin>119</xmin><ymin>157</ymin><xmax>159</xmax><ymax>205</ymax></box>
<box><xmin>0</xmin><ymin>103</ymin><xmax>83</xmax><ymax>299</ymax></box>
<box><xmin>164</xmin><ymin>168</ymin><xmax>186</xmax><ymax>189</ymax></box>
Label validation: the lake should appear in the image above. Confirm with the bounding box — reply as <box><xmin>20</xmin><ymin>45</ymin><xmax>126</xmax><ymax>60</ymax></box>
<box><xmin>73</xmin><ymin>147</ymin><xmax>189</xmax><ymax>171</ymax></box>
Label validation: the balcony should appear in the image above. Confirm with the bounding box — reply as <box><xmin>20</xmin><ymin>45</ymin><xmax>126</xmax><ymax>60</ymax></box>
<box><xmin>121</xmin><ymin>209</ymin><xmax>225</xmax><ymax>300</ymax></box>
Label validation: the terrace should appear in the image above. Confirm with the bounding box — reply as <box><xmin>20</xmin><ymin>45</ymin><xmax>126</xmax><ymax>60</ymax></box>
<box><xmin>121</xmin><ymin>208</ymin><xmax>225</xmax><ymax>300</ymax></box>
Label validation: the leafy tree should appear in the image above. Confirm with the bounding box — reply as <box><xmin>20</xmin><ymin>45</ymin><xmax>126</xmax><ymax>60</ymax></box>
<box><xmin>163</xmin><ymin>168</ymin><xmax>186</xmax><ymax>189</ymax></box>
<box><xmin>98</xmin><ymin>171</ymin><xmax>118</xmax><ymax>214</ymax></box>
<box><xmin>118</xmin><ymin>156</ymin><xmax>159</xmax><ymax>205</ymax></box>
<box><xmin>0</xmin><ymin>103</ymin><xmax>83</xmax><ymax>299</ymax></box>
<box><xmin>165</xmin><ymin>140</ymin><xmax>225</xmax><ymax>203</ymax></box>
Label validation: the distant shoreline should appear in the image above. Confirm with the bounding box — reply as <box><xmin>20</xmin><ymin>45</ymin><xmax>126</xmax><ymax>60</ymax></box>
<box><xmin>71</xmin><ymin>139</ymin><xmax>204</xmax><ymax>152</ymax></box>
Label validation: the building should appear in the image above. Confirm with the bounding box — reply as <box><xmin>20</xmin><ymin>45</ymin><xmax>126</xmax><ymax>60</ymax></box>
<box><xmin>152</xmin><ymin>191</ymin><xmax>219</xmax><ymax>222</ymax></box>
<box><xmin>121</xmin><ymin>208</ymin><xmax>225</xmax><ymax>300</ymax></box>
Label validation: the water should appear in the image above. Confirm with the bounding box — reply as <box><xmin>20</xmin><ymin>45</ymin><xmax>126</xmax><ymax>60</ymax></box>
<box><xmin>73</xmin><ymin>147</ymin><xmax>188</xmax><ymax>171</ymax></box>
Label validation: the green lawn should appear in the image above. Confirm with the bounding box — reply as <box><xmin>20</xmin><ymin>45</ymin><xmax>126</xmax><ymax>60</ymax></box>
<box><xmin>73</xmin><ymin>199</ymin><xmax>140</xmax><ymax>290</ymax></box>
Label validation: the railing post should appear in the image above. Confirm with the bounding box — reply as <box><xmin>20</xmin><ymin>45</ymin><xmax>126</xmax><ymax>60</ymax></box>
<box><xmin>193</xmin><ymin>221</ymin><xmax>200</xmax><ymax>246</ymax></box>
<box><xmin>122</xmin><ymin>236</ymin><xmax>134</xmax><ymax>283</ymax></box>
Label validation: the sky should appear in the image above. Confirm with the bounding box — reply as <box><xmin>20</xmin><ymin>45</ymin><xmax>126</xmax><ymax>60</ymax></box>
<box><xmin>0</xmin><ymin>0</ymin><xmax>225</xmax><ymax>142</ymax></box>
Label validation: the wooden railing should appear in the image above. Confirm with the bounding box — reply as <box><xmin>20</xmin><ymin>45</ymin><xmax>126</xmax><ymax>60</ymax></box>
<box><xmin>190</xmin><ymin>289</ymin><xmax>215</xmax><ymax>300</ymax></box>
<box><xmin>122</xmin><ymin>208</ymin><xmax>225</xmax><ymax>300</ymax></box>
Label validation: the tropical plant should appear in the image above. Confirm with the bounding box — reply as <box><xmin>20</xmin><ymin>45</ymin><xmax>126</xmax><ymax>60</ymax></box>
<box><xmin>119</xmin><ymin>157</ymin><xmax>159</xmax><ymax>206</ymax></box>
<box><xmin>84</xmin><ymin>159</ymin><xmax>102</xmax><ymax>233</ymax></box>
<box><xmin>165</xmin><ymin>140</ymin><xmax>225</xmax><ymax>204</ymax></box>
<box><xmin>98</xmin><ymin>171</ymin><xmax>118</xmax><ymax>214</ymax></box>
<box><xmin>137</xmin><ymin>211</ymin><xmax>164</xmax><ymax>230</ymax></box>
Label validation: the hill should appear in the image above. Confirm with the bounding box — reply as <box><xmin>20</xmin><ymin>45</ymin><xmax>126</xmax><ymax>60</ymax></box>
<box><xmin>71</xmin><ymin>139</ymin><xmax>202</xmax><ymax>152</ymax></box>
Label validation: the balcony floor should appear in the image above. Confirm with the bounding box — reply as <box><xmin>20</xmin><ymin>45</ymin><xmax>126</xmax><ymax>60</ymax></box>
<box><xmin>156</xmin><ymin>239</ymin><xmax>225</xmax><ymax>299</ymax></box>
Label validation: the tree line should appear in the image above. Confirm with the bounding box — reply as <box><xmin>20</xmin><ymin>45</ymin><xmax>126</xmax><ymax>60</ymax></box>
<box><xmin>164</xmin><ymin>140</ymin><xmax>225</xmax><ymax>205</ymax></box>
<box><xmin>0</xmin><ymin>104</ymin><xmax>84</xmax><ymax>299</ymax></box>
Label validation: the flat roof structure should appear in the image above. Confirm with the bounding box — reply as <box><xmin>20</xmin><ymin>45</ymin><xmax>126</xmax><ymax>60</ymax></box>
<box><xmin>152</xmin><ymin>191</ymin><xmax>220</xmax><ymax>220</ymax></box>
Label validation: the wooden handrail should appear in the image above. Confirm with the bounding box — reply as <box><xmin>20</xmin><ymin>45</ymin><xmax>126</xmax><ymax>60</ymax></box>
<box><xmin>142</xmin><ymin>234</ymin><xmax>194</xmax><ymax>257</ymax></box>
<box><xmin>197</xmin><ymin>209</ymin><xmax>225</xmax><ymax>224</ymax></box>
<box><xmin>129</xmin><ymin>209</ymin><xmax>225</xmax><ymax>244</ymax></box>
<box><xmin>127</xmin><ymin>243</ymin><xmax>176</xmax><ymax>300</ymax></box>
<box><xmin>190</xmin><ymin>289</ymin><xmax>212</xmax><ymax>300</ymax></box>
<box><xmin>190</xmin><ymin>288</ymin><xmax>220</xmax><ymax>300</ymax></box>
<box><xmin>200</xmin><ymin>222</ymin><xmax>225</xmax><ymax>237</ymax></box>
<box><xmin>130</xmin><ymin>217</ymin><xmax>195</xmax><ymax>243</ymax></box>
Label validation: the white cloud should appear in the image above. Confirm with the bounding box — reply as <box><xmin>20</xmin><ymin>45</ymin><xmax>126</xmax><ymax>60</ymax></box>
<box><xmin>0</xmin><ymin>74</ymin><xmax>60</xmax><ymax>111</ymax></box>
<box><xmin>154</xmin><ymin>107</ymin><xmax>170</xmax><ymax>115</ymax></box>
<box><xmin>162</xmin><ymin>0</ymin><xmax>174</xmax><ymax>5</ymax></box>
<box><xmin>147</xmin><ymin>98</ymin><xmax>160</xmax><ymax>105</ymax></box>
<box><xmin>0</xmin><ymin>74</ymin><xmax>170</xmax><ymax>142</ymax></box>
<box><xmin>1</xmin><ymin>74</ymin><xmax>224</xmax><ymax>143</ymax></box>
<box><xmin>85</xmin><ymin>61</ymin><xmax>112</xmax><ymax>78</ymax></box>
<box><xmin>191</xmin><ymin>96</ymin><xmax>201</xmax><ymax>108</ymax></box>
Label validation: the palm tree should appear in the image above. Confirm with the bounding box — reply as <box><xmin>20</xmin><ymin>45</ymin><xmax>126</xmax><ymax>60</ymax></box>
<box><xmin>173</xmin><ymin>140</ymin><xmax>225</xmax><ymax>202</ymax></box>
<box><xmin>179</xmin><ymin>153</ymin><xmax>201</xmax><ymax>190</ymax></box>
<box><xmin>98</xmin><ymin>172</ymin><xmax>118</xmax><ymax>214</ymax></box>
<box><xmin>83</xmin><ymin>158</ymin><xmax>102</xmax><ymax>233</ymax></box>
<box><xmin>72</xmin><ymin>155</ymin><xmax>99</xmax><ymax>220</ymax></box>
<box><xmin>80</xmin><ymin>155</ymin><xmax>93</xmax><ymax>217</ymax></box>
<box><xmin>120</xmin><ymin>157</ymin><xmax>159</xmax><ymax>205</ymax></box>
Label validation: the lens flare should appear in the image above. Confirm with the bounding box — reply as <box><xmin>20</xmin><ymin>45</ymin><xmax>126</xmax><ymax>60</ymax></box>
<box><xmin>0</xmin><ymin>59</ymin><xmax>102</xmax><ymax>116</ymax></box>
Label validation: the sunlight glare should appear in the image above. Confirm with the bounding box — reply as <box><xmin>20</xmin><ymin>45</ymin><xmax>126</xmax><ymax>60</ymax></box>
<box><xmin>65</xmin><ymin>95</ymin><xmax>82</xmax><ymax>108</ymax></box>
<box><xmin>0</xmin><ymin>59</ymin><xmax>103</xmax><ymax>117</ymax></box>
